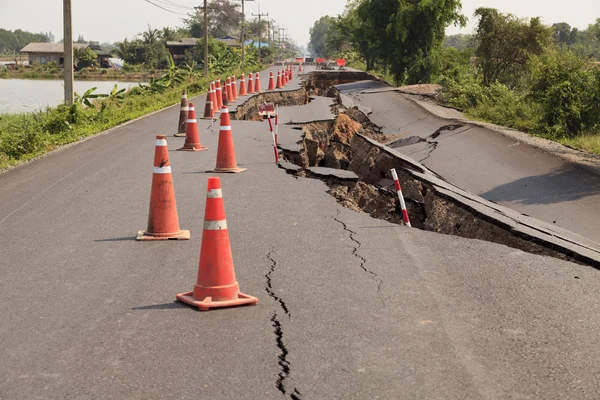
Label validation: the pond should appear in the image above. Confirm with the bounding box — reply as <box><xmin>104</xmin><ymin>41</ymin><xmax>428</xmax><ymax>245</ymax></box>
<box><xmin>0</xmin><ymin>79</ymin><xmax>139</xmax><ymax>113</ymax></box>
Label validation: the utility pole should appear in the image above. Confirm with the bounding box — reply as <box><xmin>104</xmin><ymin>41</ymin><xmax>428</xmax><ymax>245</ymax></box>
<box><xmin>63</xmin><ymin>0</ymin><xmax>74</xmax><ymax>105</ymax></box>
<box><xmin>203</xmin><ymin>0</ymin><xmax>208</xmax><ymax>78</ymax></box>
<box><xmin>235</xmin><ymin>0</ymin><xmax>254</xmax><ymax>69</ymax></box>
<box><xmin>251</xmin><ymin>5</ymin><xmax>268</xmax><ymax>61</ymax></box>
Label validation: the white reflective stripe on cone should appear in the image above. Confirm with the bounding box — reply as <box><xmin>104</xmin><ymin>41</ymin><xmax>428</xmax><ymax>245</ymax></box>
<box><xmin>206</xmin><ymin>188</ymin><xmax>223</xmax><ymax>198</ymax></box>
<box><xmin>154</xmin><ymin>166</ymin><xmax>172</xmax><ymax>174</ymax></box>
<box><xmin>188</xmin><ymin>119</ymin><xmax>197</xmax><ymax>123</ymax></box>
<box><xmin>155</xmin><ymin>139</ymin><xmax>168</xmax><ymax>146</ymax></box>
<box><xmin>189</xmin><ymin>107</ymin><xmax>195</xmax><ymax>111</ymax></box>
<box><xmin>220</xmin><ymin>126</ymin><xmax>231</xmax><ymax>131</ymax></box>
<box><xmin>204</xmin><ymin>220</ymin><xmax>228</xmax><ymax>230</ymax></box>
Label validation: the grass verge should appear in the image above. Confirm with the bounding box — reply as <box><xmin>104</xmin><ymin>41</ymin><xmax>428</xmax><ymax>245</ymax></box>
<box><xmin>0</xmin><ymin>66</ymin><xmax>258</xmax><ymax>172</ymax></box>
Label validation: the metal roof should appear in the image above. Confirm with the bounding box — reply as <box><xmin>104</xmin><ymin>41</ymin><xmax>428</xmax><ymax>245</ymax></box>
<box><xmin>20</xmin><ymin>43</ymin><xmax>89</xmax><ymax>54</ymax></box>
<box><xmin>165</xmin><ymin>38</ymin><xmax>201</xmax><ymax>47</ymax></box>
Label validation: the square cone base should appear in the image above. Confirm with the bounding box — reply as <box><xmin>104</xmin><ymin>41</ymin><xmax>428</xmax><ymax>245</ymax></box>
<box><xmin>136</xmin><ymin>229</ymin><xmax>190</xmax><ymax>241</ymax></box>
<box><xmin>176</xmin><ymin>291</ymin><xmax>258</xmax><ymax>311</ymax></box>
<box><xmin>209</xmin><ymin>167</ymin><xmax>247</xmax><ymax>173</ymax></box>
<box><xmin>174</xmin><ymin>132</ymin><xmax>187</xmax><ymax>137</ymax></box>
<box><xmin>177</xmin><ymin>146</ymin><xmax>208</xmax><ymax>152</ymax></box>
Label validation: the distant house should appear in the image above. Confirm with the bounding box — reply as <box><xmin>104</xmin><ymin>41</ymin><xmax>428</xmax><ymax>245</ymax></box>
<box><xmin>165</xmin><ymin>38</ymin><xmax>200</xmax><ymax>64</ymax></box>
<box><xmin>20</xmin><ymin>42</ymin><xmax>112</xmax><ymax>68</ymax></box>
<box><xmin>20</xmin><ymin>43</ymin><xmax>88</xmax><ymax>66</ymax></box>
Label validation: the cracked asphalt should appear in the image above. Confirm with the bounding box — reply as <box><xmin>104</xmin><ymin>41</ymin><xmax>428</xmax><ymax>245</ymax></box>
<box><xmin>336</xmin><ymin>80</ymin><xmax>600</xmax><ymax>245</ymax></box>
<box><xmin>1</xmin><ymin>68</ymin><xmax>600</xmax><ymax>399</ymax></box>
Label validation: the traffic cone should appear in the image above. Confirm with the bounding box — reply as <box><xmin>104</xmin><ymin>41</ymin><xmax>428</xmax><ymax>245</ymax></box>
<box><xmin>226</xmin><ymin>77</ymin><xmax>235</xmax><ymax>104</ymax></box>
<box><xmin>247</xmin><ymin>72</ymin><xmax>254</xmax><ymax>94</ymax></box>
<box><xmin>178</xmin><ymin>103</ymin><xmax>208</xmax><ymax>152</ymax></box>
<box><xmin>176</xmin><ymin>177</ymin><xmax>258</xmax><ymax>311</ymax></box>
<box><xmin>202</xmin><ymin>90</ymin><xmax>213</xmax><ymax>119</ymax></box>
<box><xmin>222</xmin><ymin>85</ymin><xmax>229</xmax><ymax>106</ymax></box>
<box><xmin>283</xmin><ymin>70</ymin><xmax>288</xmax><ymax>86</ymax></box>
<box><xmin>289</xmin><ymin>68</ymin><xmax>293</xmax><ymax>81</ymax></box>
<box><xmin>174</xmin><ymin>90</ymin><xmax>189</xmax><ymax>137</ymax></box>
<box><xmin>212</xmin><ymin>107</ymin><xmax>246</xmax><ymax>173</ymax></box>
<box><xmin>254</xmin><ymin>72</ymin><xmax>261</xmax><ymax>93</ymax></box>
<box><xmin>215</xmin><ymin>79</ymin><xmax>223</xmax><ymax>109</ymax></box>
<box><xmin>276</xmin><ymin>69</ymin><xmax>283</xmax><ymax>89</ymax></box>
<box><xmin>231</xmin><ymin>76</ymin><xmax>238</xmax><ymax>100</ymax></box>
<box><xmin>267</xmin><ymin>71</ymin><xmax>275</xmax><ymax>91</ymax></box>
<box><xmin>210</xmin><ymin>82</ymin><xmax>219</xmax><ymax>115</ymax></box>
<box><xmin>136</xmin><ymin>135</ymin><xmax>190</xmax><ymax>241</ymax></box>
<box><xmin>239</xmin><ymin>74</ymin><xmax>247</xmax><ymax>96</ymax></box>
<box><xmin>299</xmin><ymin>63</ymin><xmax>302</xmax><ymax>73</ymax></box>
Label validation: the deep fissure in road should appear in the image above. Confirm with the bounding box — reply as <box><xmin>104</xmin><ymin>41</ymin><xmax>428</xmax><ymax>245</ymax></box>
<box><xmin>265</xmin><ymin>252</ymin><xmax>301</xmax><ymax>399</ymax></box>
<box><xmin>232</xmin><ymin>71</ymin><xmax>596</xmax><ymax>267</ymax></box>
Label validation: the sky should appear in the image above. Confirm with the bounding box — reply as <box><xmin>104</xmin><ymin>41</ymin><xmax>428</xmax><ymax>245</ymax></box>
<box><xmin>0</xmin><ymin>0</ymin><xmax>599</xmax><ymax>49</ymax></box>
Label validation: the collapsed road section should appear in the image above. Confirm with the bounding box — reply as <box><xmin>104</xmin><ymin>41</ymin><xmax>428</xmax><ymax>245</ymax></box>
<box><xmin>231</xmin><ymin>70</ymin><xmax>600</xmax><ymax>268</ymax></box>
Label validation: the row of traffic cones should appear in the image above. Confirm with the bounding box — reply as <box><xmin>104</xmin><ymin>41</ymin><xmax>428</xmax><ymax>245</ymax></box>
<box><xmin>138</xmin><ymin>104</ymin><xmax>245</xmax><ymax>240</ymax></box>
<box><xmin>175</xmin><ymin>69</ymin><xmax>297</xmax><ymax>130</ymax></box>
<box><xmin>149</xmin><ymin>69</ymin><xmax>296</xmax><ymax>311</ymax></box>
<box><xmin>138</xmin><ymin>104</ymin><xmax>254</xmax><ymax>310</ymax></box>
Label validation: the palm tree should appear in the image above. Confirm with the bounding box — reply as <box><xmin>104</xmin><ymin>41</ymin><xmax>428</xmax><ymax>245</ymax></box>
<box><xmin>142</xmin><ymin>25</ymin><xmax>160</xmax><ymax>45</ymax></box>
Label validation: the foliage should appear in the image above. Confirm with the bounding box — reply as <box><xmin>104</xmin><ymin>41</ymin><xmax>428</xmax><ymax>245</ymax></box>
<box><xmin>112</xmin><ymin>26</ymin><xmax>170</xmax><ymax>69</ymax></box>
<box><xmin>184</xmin><ymin>0</ymin><xmax>242</xmax><ymax>38</ymax></box>
<box><xmin>308</xmin><ymin>16</ymin><xmax>337</xmax><ymax>57</ymax></box>
<box><xmin>528</xmin><ymin>48</ymin><xmax>600</xmax><ymax>137</ymax></box>
<box><xmin>444</xmin><ymin>34</ymin><xmax>473</xmax><ymax>50</ymax></box>
<box><xmin>473</xmin><ymin>8</ymin><xmax>553</xmax><ymax>87</ymax></box>
<box><xmin>74</xmin><ymin>47</ymin><xmax>98</xmax><ymax>70</ymax></box>
<box><xmin>0</xmin><ymin>29</ymin><xmax>50</xmax><ymax>54</ymax></box>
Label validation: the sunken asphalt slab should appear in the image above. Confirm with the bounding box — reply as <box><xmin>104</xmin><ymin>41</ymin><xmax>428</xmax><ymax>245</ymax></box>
<box><xmin>1</xmin><ymin>70</ymin><xmax>600</xmax><ymax>399</ymax></box>
<box><xmin>336</xmin><ymin>80</ymin><xmax>600</xmax><ymax>245</ymax></box>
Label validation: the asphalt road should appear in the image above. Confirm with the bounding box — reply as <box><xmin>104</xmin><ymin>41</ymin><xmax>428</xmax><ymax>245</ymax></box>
<box><xmin>1</xmin><ymin>69</ymin><xmax>600</xmax><ymax>399</ymax></box>
<box><xmin>336</xmin><ymin>81</ymin><xmax>600</xmax><ymax>245</ymax></box>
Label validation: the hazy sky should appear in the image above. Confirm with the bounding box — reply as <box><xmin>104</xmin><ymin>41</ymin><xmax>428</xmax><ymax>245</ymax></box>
<box><xmin>0</xmin><ymin>0</ymin><xmax>598</xmax><ymax>48</ymax></box>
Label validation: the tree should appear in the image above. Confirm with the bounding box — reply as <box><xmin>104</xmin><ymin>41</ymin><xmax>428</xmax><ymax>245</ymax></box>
<box><xmin>473</xmin><ymin>8</ymin><xmax>552</xmax><ymax>86</ymax></box>
<box><xmin>444</xmin><ymin>34</ymin><xmax>474</xmax><ymax>50</ymax></box>
<box><xmin>184</xmin><ymin>0</ymin><xmax>242</xmax><ymax>38</ymax></box>
<box><xmin>354</xmin><ymin>0</ymin><xmax>466</xmax><ymax>84</ymax></box>
<box><xmin>74</xmin><ymin>47</ymin><xmax>97</xmax><ymax>69</ymax></box>
<box><xmin>308</xmin><ymin>16</ymin><xmax>335</xmax><ymax>57</ymax></box>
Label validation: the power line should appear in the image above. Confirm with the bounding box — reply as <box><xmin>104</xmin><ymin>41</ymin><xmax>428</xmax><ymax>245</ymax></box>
<box><xmin>142</xmin><ymin>0</ymin><xmax>189</xmax><ymax>15</ymax></box>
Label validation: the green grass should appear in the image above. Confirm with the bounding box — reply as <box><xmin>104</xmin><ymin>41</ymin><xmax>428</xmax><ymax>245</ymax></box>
<box><xmin>559</xmin><ymin>133</ymin><xmax>600</xmax><ymax>155</ymax></box>
<box><xmin>0</xmin><ymin>66</ymin><xmax>260</xmax><ymax>171</ymax></box>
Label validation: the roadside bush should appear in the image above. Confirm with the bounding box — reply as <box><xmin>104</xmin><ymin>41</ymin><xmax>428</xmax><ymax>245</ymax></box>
<box><xmin>528</xmin><ymin>48</ymin><xmax>600</xmax><ymax>138</ymax></box>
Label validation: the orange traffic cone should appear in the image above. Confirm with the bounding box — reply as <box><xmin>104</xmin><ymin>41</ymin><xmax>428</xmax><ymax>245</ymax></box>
<box><xmin>226</xmin><ymin>77</ymin><xmax>235</xmax><ymax>103</ymax></box>
<box><xmin>299</xmin><ymin>63</ymin><xmax>303</xmax><ymax>73</ymax></box>
<box><xmin>267</xmin><ymin>71</ymin><xmax>275</xmax><ymax>91</ymax></box>
<box><xmin>202</xmin><ymin>90</ymin><xmax>214</xmax><ymax>120</ymax></box>
<box><xmin>247</xmin><ymin>72</ymin><xmax>255</xmax><ymax>94</ymax></box>
<box><xmin>254</xmin><ymin>72</ymin><xmax>261</xmax><ymax>93</ymax></box>
<box><xmin>215</xmin><ymin>79</ymin><xmax>223</xmax><ymax>109</ymax></box>
<box><xmin>289</xmin><ymin>68</ymin><xmax>293</xmax><ymax>81</ymax></box>
<box><xmin>276</xmin><ymin>69</ymin><xmax>283</xmax><ymax>89</ymax></box>
<box><xmin>231</xmin><ymin>76</ymin><xmax>238</xmax><ymax>100</ymax></box>
<box><xmin>212</xmin><ymin>107</ymin><xmax>246</xmax><ymax>173</ymax></box>
<box><xmin>239</xmin><ymin>74</ymin><xmax>247</xmax><ymax>96</ymax></box>
<box><xmin>176</xmin><ymin>177</ymin><xmax>258</xmax><ymax>311</ymax></box>
<box><xmin>222</xmin><ymin>84</ymin><xmax>229</xmax><ymax>106</ymax></box>
<box><xmin>174</xmin><ymin>90</ymin><xmax>189</xmax><ymax>137</ymax></box>
<box><xmin>137</xmin><ymin>135</ymin><xmax>190</xmax><ymax>241</ymax></box>
<box><xmin>178</xmin><ymin>103</ymin><xmax>208</xmax><ymax>152</ymax></box>
<box><xmin>210</xmin><ymin>82</ymin><xmax>219</xmax><ymax>115</ymax></box>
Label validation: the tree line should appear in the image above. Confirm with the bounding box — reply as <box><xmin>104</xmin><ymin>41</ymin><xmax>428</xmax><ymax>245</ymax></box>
<box><xmin>0</xmin><ymin>29</ymin><xmax>52</xmax><ymax>55</ymax></box>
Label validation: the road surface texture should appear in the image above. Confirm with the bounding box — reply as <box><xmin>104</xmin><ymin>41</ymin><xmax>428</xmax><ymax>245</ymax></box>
<box><xmin>336</xmin><ymin>80</ymin><xmax>600</xmax><ymax>244</ymax></box>
<box><xmin>1</xmin><ymin>68</ymin><xmax>600</xmax><ymax>399</ymax></box>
